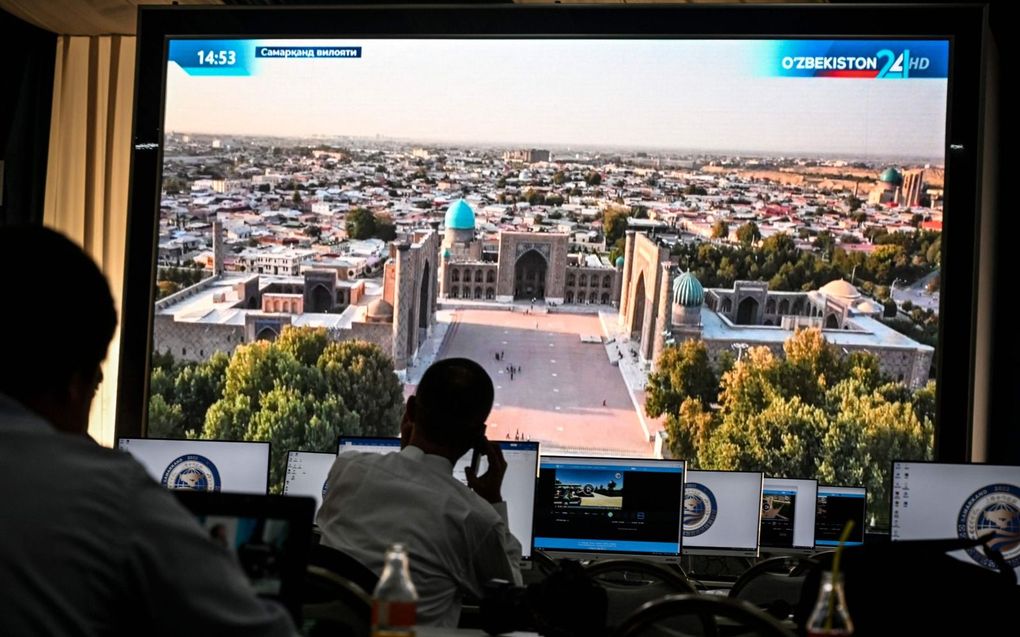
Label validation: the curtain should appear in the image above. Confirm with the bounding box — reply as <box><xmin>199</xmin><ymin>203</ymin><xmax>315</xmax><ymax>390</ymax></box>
<box><xmin>44</xmin><ymin>35</ymin><xmax>135</xmax><ymax>447</ymax></box>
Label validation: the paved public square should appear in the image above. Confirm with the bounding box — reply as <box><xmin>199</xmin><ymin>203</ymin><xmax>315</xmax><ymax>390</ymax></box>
<box><xmin>429</xmin><ymin>308</ymin><xmax>655</xmax><ymax>457</ymax></box>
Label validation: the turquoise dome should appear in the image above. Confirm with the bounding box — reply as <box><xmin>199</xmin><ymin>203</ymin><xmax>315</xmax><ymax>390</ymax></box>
<box><xmin>879</xmin><ymin>168</ymin><xmax>903</xmax><ymax>185</ymax></box>
<box><xmin>672</xmin><ymin>271</ymin><xmax>704</xmax><ymax>307</ymax></box>
<box><xmin>444</xmin><ymin>199</ymin><xmax>476</xmax><ymax>230</ymax></box>
<box><xmin>615</xmin><ymin>256</ymin><xmax>625</xmax><ymax>268</ymax></box>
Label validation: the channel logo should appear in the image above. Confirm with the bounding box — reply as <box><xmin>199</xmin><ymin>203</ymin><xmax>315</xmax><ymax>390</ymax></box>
<box><xmin>763</xmin><ymin>40</ymin><xmax>948</xmax><ymax>80</ymax></box>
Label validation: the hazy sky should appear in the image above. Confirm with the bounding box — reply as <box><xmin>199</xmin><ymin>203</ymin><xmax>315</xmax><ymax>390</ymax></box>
<box><xmin>164</xmin><ymin>39</ymin><xmax>948</xmax><ymax>159</ymax></box>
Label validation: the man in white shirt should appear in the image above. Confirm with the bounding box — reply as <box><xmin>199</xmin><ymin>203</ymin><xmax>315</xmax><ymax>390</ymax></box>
<box><xmin>0</xmin><ymin>226</ymin><xmax>297</xmax><ymax>637</ymax></box>
<box><xmin>317</xmin><ymin>357</ymin><xmax>523</xmax><ymax>627</ymax></box>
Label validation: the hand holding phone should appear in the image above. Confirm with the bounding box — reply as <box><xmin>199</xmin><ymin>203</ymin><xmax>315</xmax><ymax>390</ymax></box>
<box><xmin>465</xmin><ymin>438</ymin><xmax>507</xmax><ymax>504</ymax></box>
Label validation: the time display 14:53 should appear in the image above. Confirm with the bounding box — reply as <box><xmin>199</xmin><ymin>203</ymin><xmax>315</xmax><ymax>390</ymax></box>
<box><xmin>197</xmin><ymin>50</ymin><xmax>237</xmax><ymax>66</ymax></box>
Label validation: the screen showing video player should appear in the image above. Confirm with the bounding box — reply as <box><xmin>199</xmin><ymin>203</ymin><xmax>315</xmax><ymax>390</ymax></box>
<box><xmin>533</xmin><ymin>456</ymin><xmax>685</xmax><ymax>560</ymax></box>
<box><xmin>760</xmin><ymin>477</ymin><xmax>817</xmax><ymax>551</ymax></box>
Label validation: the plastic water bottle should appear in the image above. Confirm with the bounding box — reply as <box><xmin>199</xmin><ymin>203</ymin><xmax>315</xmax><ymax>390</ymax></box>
<box><xmin>371</xmin><ymin>544</ymin><xmax>418</xmax><ymax>637</ymax></box>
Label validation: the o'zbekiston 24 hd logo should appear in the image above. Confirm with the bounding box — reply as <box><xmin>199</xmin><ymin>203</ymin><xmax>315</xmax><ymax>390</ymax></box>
<box><xmin>162</xmin><ymin>454</ymin><xmax>222</xmax><ymax>491</ymax></box>
<box><xmin>683</xmin><ymin>483</ymin><xmax>718</xmax><ymax>537</ymax></box>
<box><xmin>761</xmin><ymin>40</ymin><xmax>948</xmax><ymax>79</ymax></box>
<box><xmin>957</xmin><ymin>483</ymin><xmax>1020</xmax><ymax>570</ymax></box>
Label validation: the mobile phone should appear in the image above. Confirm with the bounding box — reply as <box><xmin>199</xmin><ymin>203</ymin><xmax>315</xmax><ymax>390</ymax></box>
<box><xmin>469</xmin><ymin>438</ymin><xmax>488</xmax><ymax>475</ymax></box>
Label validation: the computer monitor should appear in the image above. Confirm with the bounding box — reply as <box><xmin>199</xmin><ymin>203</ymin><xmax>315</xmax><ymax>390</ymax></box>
<box><xmin>891</xmin><ymin>461</ymin><xmax>1020</xmax><ymax>579</ymax></box>
<box><xmin>337</xmin><ymin>436</ymin><xmax>540</xmax><ymax>560</ymax></box>
<box><xmin>454</xmin><ymin>441</ymin><xmax>540</xmax><ymax>560</ymax></box>
<box><xmin>683</xmin><ymin>470</ymin><xmax>763</xmax><ymax>557</ymax></box>
<box><xmin>118</xmin><ymin>437</ymin><xmax>270</xmax><ymax>494</ymax></box>
<box><xmin>815</xmin><ymin>485</ymin><xmax>867</xmax><ymax>548</ymax></box>
<box><xmin>337</xmin><ymin>435</ymin><xmax>401</xmax><ymax>455</ymax></box>
<box><xmin>173</xmin><ymin>491</ymin><xmax>314</xmax><ymax>622</ymax></box>
<box><xmin>283</xmin><ymin>450</ymin><xmax>336</xmax><ymax>516</ymax></box>
<box><xmin>533</xmin><ymin>456</ymin><xmax>685</xmax><ymax>562</ymax></box>
<box><xmin>760</xmin><ymin>477</ymin><xmax>818</xmax><ymax>553</ymax></box>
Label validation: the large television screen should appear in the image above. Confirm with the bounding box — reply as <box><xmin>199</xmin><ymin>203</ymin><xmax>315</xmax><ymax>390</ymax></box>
<box><xmin>121</xmin><ymin>5</ymin><xmax>984</xmax><ymax>514</ymax></box>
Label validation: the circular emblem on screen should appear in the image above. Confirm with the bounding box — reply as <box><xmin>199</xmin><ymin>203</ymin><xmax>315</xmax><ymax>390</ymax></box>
<box><xmin>957</xmin><ymin>483</ymin><xmax>1020</xmax><ymax>569</ymax></box>
<box><xmin>161</xmin><ymin>454</ymin><xmax>221</xmax><ymax>491</ymax></box>
<box><xmin>683</xmin><ymin>482</ymin><xmax>718</xmax><ymax>537</ymax></box>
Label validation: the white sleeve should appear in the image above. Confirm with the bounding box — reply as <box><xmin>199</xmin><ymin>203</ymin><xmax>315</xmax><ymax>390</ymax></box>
<box><xmin>466</xmin><ymin>501</ymin><xmax>523</xmax><ymax>598</ymax></box>
<box><xmin>121</xmin><ymin>478</ymin><xmax>299</xmax><ymax>637</ymax></box>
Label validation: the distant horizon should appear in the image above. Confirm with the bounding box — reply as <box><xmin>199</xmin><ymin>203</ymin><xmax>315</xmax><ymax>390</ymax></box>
<box><xmin>164</xmin><ymin>39</ymin><xmax>949</xmax><ymax>161</ymax></box>
<box><xmin>164</xmin><ymin>130</ymin><xmax>945</xmax><ymax>167</ymax></box>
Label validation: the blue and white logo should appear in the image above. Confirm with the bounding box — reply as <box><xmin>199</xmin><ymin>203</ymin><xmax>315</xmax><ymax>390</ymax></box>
<box><xmin>957</xmin><ymin>483</ymin><xmax>1020</xmax><ymax>570</ymax></box>
<box><xmin>162</xmin><ymin>454</ymin><xmax>221</xmax><ymax>491</ymax></box>
<box><xmin>683</xmin><ymin>482</ymin><xmax>718</xmax><ymax>537</ymax></box>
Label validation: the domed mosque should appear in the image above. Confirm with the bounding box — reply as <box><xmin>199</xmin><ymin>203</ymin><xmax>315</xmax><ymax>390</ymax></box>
<box><xmin>869</xmin><ymin>167</ymin><xmax>904</xmax><ymax>206</ymax></box>
<box><xmin>439</xmin><ymin>197</ymin><xmax>623</xmax><ymax>304</ymax></box>
<box><xmin>669</xmin><ymin>270</ymin><xmax>705</xmax><ymax>343</ymax></box>
<box><xmin>623</xmin><ymin>229</ymin><xmax>933</xmax><ymax>388</ymax></box>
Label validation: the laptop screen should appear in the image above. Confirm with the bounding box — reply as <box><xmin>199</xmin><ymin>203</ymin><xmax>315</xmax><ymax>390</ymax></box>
<box><xmin>173</xmin><ymin>491</ymin><xmax>314</xmax><ymax>621</ymax></box>
<box><xmin>891</xmin><ymin>461</ymin><xmax>1020</xmax><ymax>579</ymax></box>
<box><xmin>760</xmin><ymin>477</ymin><xmax>817</xmax><ymax>552</ymax></box>
<box><xmin>283</xmin><ymin>450</ymin><xmax>336</xmax><ymax>515</ymax></box>
<box><xmin>118</xmin><ymin>438</ymin><xmax>270</xmax><ymax>494</ymax></box>
<box><xmin>337</xmin><ymin>436</ymin><xmax>539</xmax><ymax>559</ymax></box>
<box><xmin>816</xmin><ymin>485</ymin><xmax>867</xmax><ymax>547</ymax></box>
<box><xmin>533</xmin><ymin>456</ymin><xmax>685</xmax><ymax>561</ymax></box>
<box><xmin>684</xmin><ymin>470</ymin><xmax>763</xmax><ymax>557</ymax></box>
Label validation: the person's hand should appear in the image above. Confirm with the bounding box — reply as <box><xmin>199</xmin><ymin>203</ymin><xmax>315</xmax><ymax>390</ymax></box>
<box><xmin>465</xmin><ymin>439</ymin><xmax>507</xmax><ymax>504</ymax></box>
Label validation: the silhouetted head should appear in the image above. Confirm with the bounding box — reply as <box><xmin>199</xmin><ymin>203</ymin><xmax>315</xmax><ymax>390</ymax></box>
<box><xmin>0</xmin><ymin>225</ymin><xmax>117</xmax><ymax>435</ymax></box>
<box><xmin>403</xmin><ymin>357</ymin><xmax>493</xmax><ymax>459</ymax></box>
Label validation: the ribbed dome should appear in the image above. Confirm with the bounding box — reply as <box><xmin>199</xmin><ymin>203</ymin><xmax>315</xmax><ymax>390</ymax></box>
<box><xmin>444</xmin><ymin>199</ymin><xmax>475</xmax><ymax>230</ymax></box>
<box><xmin>672</xmin><ymin>271</ymin><xmax>704</xmax><ymax>307</ymax></box>
<box><xmin>819</xmin><ymin>279</ymin><xmax>861</xmax><ymax>300</ymax></box>
<box><xmin>366</xmin><ymin>298</ymin><xmax>393</xmax><ymax>319</ymax></box>
<box><xmin>615</xmin><ymin>256</ymin><xmax>625</xmax><ymax>268</ymax></box>
<box><xmin>879</xmin><ymin>167</ymin><xmax>903</xmax><ymax>185</ymax></box>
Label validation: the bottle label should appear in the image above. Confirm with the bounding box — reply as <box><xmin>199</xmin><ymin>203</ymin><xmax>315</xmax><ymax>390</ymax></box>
<box><xmin>372</xmin><ymin>599</ymin><xmax>417</xmax><ymax>629</ymax></box>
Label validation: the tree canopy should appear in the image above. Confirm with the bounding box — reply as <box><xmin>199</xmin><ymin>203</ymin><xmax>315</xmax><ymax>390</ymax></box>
<box><xmin>148</xmin><ymin>327</ymin><xmax>403</xmax><ymax>492</ymax></box>
<box><xmin>651</xmin><ymin>329</ymin><xmax>933</xmax><ymax>524</ymax></box>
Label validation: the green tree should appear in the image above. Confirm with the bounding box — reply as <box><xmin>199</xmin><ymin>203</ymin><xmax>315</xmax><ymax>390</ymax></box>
<box><xmin>345</xmin><ymin>207</ymin><xmax>377</xmax><ymax>240</ymax></box>
<box><xmin>375</xmin><ymin>214</ymin><xmax>397</xmax><ymax>241</ymax></box>
<box><xmin>173</xmin><ymin>351</ymin><xmax>230</xmax><ymax>434</ymax></box>
<box><xmin>585</xmin><ymin>171</ymin><xmax>602</xmax><ymax>186</ymax></box>
<box><xmin>645</xmin><ymin>340</ymin><xmax>718</xmax><ymax>417</ymax></box>
<box><xmin>735</xmin><ymin>221</ymin><xmax>761</xmax><ymax>247</ymax></box>
<box><xmin>665</xmin><ymin>397</ymin><xmax>717</xmax><ymax>464</ymax></box>
<box><xmin>701</xmin><ymin>394</ymin><xmax>828</xmax><ymax>480</ymax></box>
<box><xmin>200</xmin><ymin>334</ymin><xmax>399</xmax><ymax>492</ymax></box>
<box><xmin>245</xmin><ymin>386</ymin><xmax>357</xmax><ymax>492</ymax></box>
<box><xmin>711</xmin><ymin>220</ymin><xmax>729</xmax><ymax>240</ymax></box>
<box><xmin>317</xmin><ymin>340</ymin><xmax>404</xmax><ymax>435</ymax></box>
<box><xmin>148</xmin><ymin>394</ymin><xmax>185</xmax><ymax>439</ymax></box>
<box><xmin>603</xmin><ymin>208</ymin><xmax>631</xmax><ymax>246</ymax></box>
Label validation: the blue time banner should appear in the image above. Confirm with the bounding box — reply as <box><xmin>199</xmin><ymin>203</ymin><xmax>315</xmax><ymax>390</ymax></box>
<box><xmin>168</xmin><ymin>40</ymin><xmax>363</xmax><ymax>77</ymax></box>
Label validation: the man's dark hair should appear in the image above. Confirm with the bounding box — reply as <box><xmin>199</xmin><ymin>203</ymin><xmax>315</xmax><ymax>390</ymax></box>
<box><xmin>0</xmin><ymin>225</ymin><xmax>117</xmax><ymax>399</ymax></box>
<box><xmin>413</xmin><ymin>357</ymin><xmax>494</xmax><ymax>452</ymax></box>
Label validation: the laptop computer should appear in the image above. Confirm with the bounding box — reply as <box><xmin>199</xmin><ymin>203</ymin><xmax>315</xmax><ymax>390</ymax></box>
<box><xmin>173</xmin><ymin>491</ymin><xmax>314</xmax><ymax>621</ymax></box>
